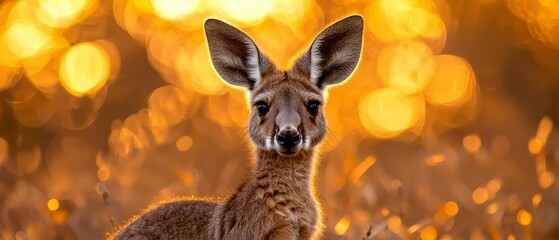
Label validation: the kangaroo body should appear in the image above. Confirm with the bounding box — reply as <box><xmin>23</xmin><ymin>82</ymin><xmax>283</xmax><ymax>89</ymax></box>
<box><xmin>116</xmin><ymin>150</ymin><xmax>318</xmax><ymax>240</ymax></box>
<box><xmin>113</xmin><ymin>15</ymin><xmax>363</xmax><ymax>240</ymax></box>
<box><xmin>115</xmin><ymin>200</ymin><xmax>217</xmax><ymax>239</ymax></box>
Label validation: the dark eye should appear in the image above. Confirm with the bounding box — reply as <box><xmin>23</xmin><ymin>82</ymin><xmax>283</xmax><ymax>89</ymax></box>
<box><xmin>307</xmin><ymin>100</ymin><xmax>320</xmax><ymax>116</ymax></box>
<box><xmin>255</xmin><ymin>101</ymin><xmax>269</xmax><ymax>116</ymax></box>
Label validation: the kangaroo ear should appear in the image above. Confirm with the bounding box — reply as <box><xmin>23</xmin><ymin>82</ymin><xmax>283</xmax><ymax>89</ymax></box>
<box><xmin>204</xmin><ymin>19</ymin><xmax>275</xmax><ymax>90</ymax></box>
<box><xmin>292</xmin><ymin>15</ymin><xmax>364</xmax><ymax>89</ymax></box>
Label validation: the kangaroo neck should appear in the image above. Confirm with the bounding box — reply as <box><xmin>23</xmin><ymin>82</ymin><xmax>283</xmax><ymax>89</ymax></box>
<box><xmin>253</xmin><ymin>149</ymin><xmax>315</xmax><ymax>186</ymax></box>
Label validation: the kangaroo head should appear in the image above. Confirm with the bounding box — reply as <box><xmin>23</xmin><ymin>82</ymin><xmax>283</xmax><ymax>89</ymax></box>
<box><xmin>204</xmin><ymin>16</ymin><xmax>363</xmax><ymax>156</ymax></box>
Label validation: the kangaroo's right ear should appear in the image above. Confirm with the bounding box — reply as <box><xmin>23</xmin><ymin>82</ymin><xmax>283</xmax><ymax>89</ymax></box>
<box><xmin>204</xmin><ymin>19</ymin><xmax>275</xmax><ymax>90</ymax></box>
<box><xmin>291</xmin><ymin>15</ymin><xmax>364</xmax><ymax>89</ymax></box>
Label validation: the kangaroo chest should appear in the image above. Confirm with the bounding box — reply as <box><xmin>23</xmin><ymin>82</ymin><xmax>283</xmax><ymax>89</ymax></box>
<box><xmin>256</xmin><ymin>179</ymin><xmax>317</xmax><ymax>224</ymax></box>
<box><xmin>219</xmin><ymin>171</ymin><xmax>319</xmax><ymax>239</ymax></box>
<box><xmin>256</xmin><ymin>170</ymin><xmax>318</xmax><ymax>235</ymax></box>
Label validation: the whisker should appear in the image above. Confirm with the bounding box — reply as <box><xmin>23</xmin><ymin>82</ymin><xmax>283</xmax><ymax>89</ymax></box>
<box><xmin>324</xmin><ymin>126</ymin><xmax>340</xmax><ymax>147</ymax></box>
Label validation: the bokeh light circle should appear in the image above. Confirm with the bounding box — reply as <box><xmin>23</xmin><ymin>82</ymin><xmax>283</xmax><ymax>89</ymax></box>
<box><xmin>59</xmin><ymin>42</ymin><xmax>111</xmax><ymax>96</ymax></box>
<box><xmin>2</xmin><ymin>21</ymin><xmax>54</xmax><ymax>59</ymax></box>
<box><xmin>151</xmin><ymin>0</ymin><xmax>200</xmax><ymax>20</ymax></box>
<box><xmin>420</xmin><ymin>55</ymin><xmax>476</xmax><ymax>107</ymax></box>
<box><xmin>377</xmin><ymin>41</ymin><xmax>433</xmax><ymax>94</ymax></box>
<box><xmin>270</xmin><ymin>0</ymin><xmax>311</xmax><ymax>24</ymax></box>
<box><xmin>147</xmin><ymin>85</ymin><xmax>190</xmax><ymax>128</ymax></box>
<box><xmin>359</xmin><ymin>88</ymin><xmax>425</xmax><ymax>138</ymax></box>
<box><xmin>366</xmin><ymin>0</ymin><xmax>447</xmax><ymax>52</ymax></box>
<box><xmin>217</xmin><ymin>0</ymin><xmax>276</xmax><ymax>24</ymax></box>
<box><xmin>177</xmin><ymin>45</ymin><xmax>227</xmax><ymax>95</ymax></box>
<box><xmin>35</xmin><ymin>0</ymin><xmax>97</xmax><ymax>28</ymax></box>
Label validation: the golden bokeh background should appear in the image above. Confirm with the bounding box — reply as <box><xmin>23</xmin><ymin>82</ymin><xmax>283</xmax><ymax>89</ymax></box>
<box><xmin>1</xmin><ymin>0</ymin><xmax>559</xmax><ymax>239</ymax></box>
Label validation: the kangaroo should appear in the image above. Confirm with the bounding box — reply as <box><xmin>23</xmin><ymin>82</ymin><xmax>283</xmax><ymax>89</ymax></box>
<box><xmin>112</xmin><ymin>15</ymin><xmax>363</xmax><ymax>240</ymax></box>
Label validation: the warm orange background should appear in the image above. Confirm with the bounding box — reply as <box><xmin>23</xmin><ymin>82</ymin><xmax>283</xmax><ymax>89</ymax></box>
<box><xmin>1</xmin><ymin>0</ymin><xmax>559</xmax><ymax>239</ymax></box>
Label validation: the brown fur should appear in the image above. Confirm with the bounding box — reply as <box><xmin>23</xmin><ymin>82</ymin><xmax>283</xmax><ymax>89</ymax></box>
<box><xmin>112</xmin><ymin>15</ymin><xmax>363</xmax><ymax>240</ymax></box>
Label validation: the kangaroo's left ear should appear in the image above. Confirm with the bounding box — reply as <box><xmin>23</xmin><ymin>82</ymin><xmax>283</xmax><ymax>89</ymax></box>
<box><xmin>291</xmin><ymin>15</ymin><xmax>364</xmax><ymax>89</ymax></box>
<box><xmin>204</xmin><ymin>18</ymin><xmax>276</xmax><ymax>90</ymax></box>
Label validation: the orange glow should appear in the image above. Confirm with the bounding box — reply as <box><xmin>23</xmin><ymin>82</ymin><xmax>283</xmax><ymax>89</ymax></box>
<box><xmin>2</xmin><ymin>21</ymin><xmax>54</xmax><ymax>59</ymax></box>
<box><xmin>334</xmin><ymin>216</ymin><xmax>351</xmax><ymax>235</ymax></box>
<box><xmin>176</xmin><ymin>136</ymin><xmax>193</xmax><ymax>152</ymax></box>
<box><xmin>151</xmin><ymin>0</ymin><xmax>200</xmax><ymax>20</ymax></box>
<box><xmin>47</xmin><ymin>198</ymin><xmax>60</xmax><ymax>211</ymax></box>
<box><xmin>24</xmin><ymin>44</ymin><xmax>69</xmax><ymax>95</ymax></box>
<box><xmin>0</xmin><ymin>66</ymin><xmax>20</xmax><ymax>91</ymax></box>
<box><xmin>532</xmin><ymin>194</ymin><xmax>543</xmax><ymax>208</ymax></box>
<box><xmin>177</xmin><ymin>45</ymin><xmax>227</xmax><ymax>95</ymax></box>
<box><xmin>536</xmin><ymin>155</ymin><xmax>546</xmax><ymax>174</ymax></box>
<box><xmin>425</xmin><ymin>154</ymin><xmax>445</xmax><ymax>166</ymax></box>
<box><xmin>217</xmin><ymin>0</ymin><xmax>277</xmax><ymax>24</ymax></box>
<box><xmin>536</xmin><ymin>116</ymin><xmax>553</xmax><ymax>139</ymax></box>
<box><xmin>421</xmin><ymin>55</ymin><xmax>476</xmax><ymax>107</ymax></box>
<box><xmin>35</xmin><ymin>0</ymin><xmax>97</xmax><ymax>28</ymax></box>
<box><xmin>349</xmin><ymin>156</ymin><xmax>376</xmax><ymax>184</ymax></box>
<box><xmin>380</xmin><ymin>208</ymin><xmax>390</xmax><ymax>216</ymax></box>
<box><xmin>1</xmin><ymin>0</ymin><xmax>555</xmax><ymax>238</ymax></box>
<box><xmin>377</xmin><ymin>41</ymin><xmax>433</xmax><ymax>94</ymax></box>
<box><xmin>420</xmin><ymin>226</ymin><xmax>438</xmax><ymax>240</ymax></box>
<box><xmin>408</xmin><ymin>224</ymin><xmax>420</xmax><ymax>234</ymax></box>
<box><xmin>472</xmin><ymin>187</ymin><xmax>488</xmax><ymax>204</ymax></box>
<box><xmin>270</xmin><ymin>0</ymin><xmax>311</xmax><ymax>24</ymax></box>
<box><xmin>486</xmin><ymin>179</ymin><xmax>501</xmax><ymax>199</ymax></box>
<box><xmin>97</xmin><ymin>167</ymin><xmax>110</xmax><ymax>182</ymax></box>
<box><xmin>486</xmin><ymin>179</ymin><xmax>502</xmax><ymax>193</ymax></box>
<box><xmin>148</xmin><ymin>86</ymin><xmax>190</xmax><ymax>129</ymax></box>
<box><xmin>174</xmin><ymin>168</ymin><xmax>195</xmax><ymax>186</ymax></box>
<box><xmin>517</xmin><ymin>209</ymin><xmax>532</xmax><ymax>226</ymax></box>
<box><xmin>486</xmin><ymin>203</ymin><xmax>499</xmax><ymax>214</ymax></box>
<box><xmin>112</xmin><ymin>113</ymin><xmax>150</xmax><ymax>158</ymax></box>
<box><xmin>444</xmin><ymin>201</ymin><xmax>459</xmax><ymax>216</ymax></box>
<box><xmin>226</xmin><ymin>92</ymin><xmax>250</xmax><ymax>127</ymax></box>
<box><xmin>463</xmin><ymin>134</ymin><xmax>482</xmax><ymax>153</ymax></box>
<box><xmin>0</xmin><ymin>138</ymin><xmax>7</xmax><ymax>166</ymax></box>
<box><xmin>359</xmin><ymin>88</ymin><xmax>425</xmax><ymax>138</ymax></box>
<box><xmin>59</xmin><ymin>43</ymin><xmax>111</xmax><ymax>96</ymax></box>
<box><xmin>528</xmin><ymin>137</ymin><xmax>543</xmax><ymax>155</ymax></box>
<box><xmin>508</xmin><ymin>0</ymin><xmax>559</xmax><ymax>48</ymax></box>
<box><xmin>366</xmin><ymin>0</ymin><xmax>447</xmax><ymax>52</ymax></box>
<box><xmin>538</xmin><ymin>171</ymin><xmax>555</xmax><ymax>189</ymax></box>
<box><xmin>205</xmin><ymin>92</ymin><xmax>249</xmax><ymax>128</ymax></box>
<box><xmin>387</xmin><ymin>216</ymin><xmax>402</xmax><ymax>232</ymax></box>
<box><xmin>53</xmin><ymin>210</ymin><xmax>69</xmax><ymax>224</ymax></box>
<box><xmin>539</xmin><ymin>0</ymin><xmax>559</xmax><ymax>9</ymax></box>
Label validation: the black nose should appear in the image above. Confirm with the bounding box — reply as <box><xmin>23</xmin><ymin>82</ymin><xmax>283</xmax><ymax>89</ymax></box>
<box><xmin>276</xmin><ymin>130</ymin><xmax>301</xmax><ymax>148</ymax></box>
